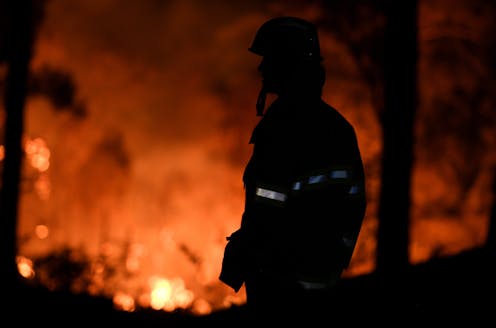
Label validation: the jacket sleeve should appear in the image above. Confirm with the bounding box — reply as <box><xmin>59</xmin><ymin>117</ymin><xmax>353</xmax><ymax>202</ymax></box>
<box><xmin>286</xmin><ymin>123</ymin><xmax>366</xmax><ymax>272</ymax></box>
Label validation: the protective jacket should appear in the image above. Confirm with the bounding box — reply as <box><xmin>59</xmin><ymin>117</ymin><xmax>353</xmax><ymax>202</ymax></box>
<box><xmin>219</xmin><ymin>95</ymin><xmax>366</xmax><ymax>292</ymax></box>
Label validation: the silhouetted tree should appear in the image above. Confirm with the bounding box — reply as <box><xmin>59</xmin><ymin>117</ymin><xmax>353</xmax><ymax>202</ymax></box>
<box><xmin>319</xmin><ymin>0</ymin><xmax>417</xmax><ymax>281</ymax></box>
<box><xmin>0</xmin><ymin>0</ymin><xmax>43</xmax><ymax>300</ymax></box>
<box><xmin>375</xmin><ymin>0</ymin><xmax>418</xmax><ymax>287</ymax></box>
<box><xmin>487</xmin><ymin>166</ymin><xmax>496</xmax><ymax>255</ymax></box>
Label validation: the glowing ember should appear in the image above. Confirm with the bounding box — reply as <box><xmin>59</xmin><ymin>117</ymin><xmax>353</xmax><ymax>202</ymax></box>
<box><xmin>34</xmin><ymin>224</ymin><xmax>49</xmax><ymax>240</ymax></box>
<box><xmin>17</xmin><ymin>256</ymin><xmax>35</xmax><ymax>279</ymax></box>
<box><xmin>24</xmin><ymin>137</ymin><xmax>50</xmax><ymax>172</ymax></box>
<box><xmin>113</xmin><ymin>291</ymin><xmax>136</xmax><ymax>312</ymax></box>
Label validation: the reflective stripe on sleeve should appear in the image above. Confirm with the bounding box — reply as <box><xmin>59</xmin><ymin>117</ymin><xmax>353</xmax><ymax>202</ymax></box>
<box><xmin>255</xmin><ymin>187</ymin><xmax>288</xmax><ymax>202</ymax></box>
<box><xmin>291</xmin><ymin>169</ymin><xmax>351</xmax><ymax>191</ymax></box>
<box><xmin>292</xmin><ymin>181</ymin><xmax>302</xmax><ymax>191</ymax></box>
<box><xmin>329</xmin><ymin>169</ymin><xmax>349</xmax><ymax>179</ymax></box>
<box><xmin>298</xmin><ymin>280</ymin><xmax>334</xmax><ymax>290</ymax></box>
<box><xmin>308</xmin><ymin>174</ymin><xmax>326</xmax><ymax>184</ymax></box>
<box><xmin>349</xmin><ymin>185</ymin><xmax>361</xmax><ymax>195</ymax></box>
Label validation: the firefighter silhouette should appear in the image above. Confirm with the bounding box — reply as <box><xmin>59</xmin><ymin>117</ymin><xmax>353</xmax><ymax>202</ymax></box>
<box><xmin>220</xmin><ymin>16</ymin><xmax>367</xmax><ymax>323</ymax></box>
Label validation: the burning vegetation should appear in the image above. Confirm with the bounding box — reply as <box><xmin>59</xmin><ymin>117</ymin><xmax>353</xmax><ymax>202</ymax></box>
<box><xmin>1</xmin><ymin>0</ymin><xmax>495</xmax><ymax>316</ymax></box>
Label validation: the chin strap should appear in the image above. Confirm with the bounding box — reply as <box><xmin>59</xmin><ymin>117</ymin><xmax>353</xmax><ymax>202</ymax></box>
<box><xmin>256</xmin><ymin>85</ymin><xmax>267</xmax><ymax>116</ymax></box>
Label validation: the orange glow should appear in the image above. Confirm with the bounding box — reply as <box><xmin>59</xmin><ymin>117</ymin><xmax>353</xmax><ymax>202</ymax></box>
<box><xmin>3</xmin><ymin>0</ymin><xmax>493</xmax><ymax>317</ymax></box>
<box><xmin>113</xmin><ymin>291</ymin><xmax>136</xmax><ymax>312</ymax></box>
<box><xmin>24</xmin><ymin>137</ymin><xmax>50</xmax><ymax>172</ymax></box>
<box><xmin>190</xmin><ymin>298</ymin><xmax>213</xmax><ymax>315</ymax></box>
<box><xmin>34</xmin><ymin>224</ymin><xmax>49</xmax><ymax>240</ymax></box>
<box><xmin>34</xmin><ymin>173</ymin><xmax>51</xmax><ymax>200</ymax></box>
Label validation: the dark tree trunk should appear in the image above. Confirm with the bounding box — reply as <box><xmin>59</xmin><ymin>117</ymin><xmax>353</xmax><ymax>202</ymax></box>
<box><xmin>375</xmin><ymin>0</ymin><xmax>418</xmax><ymax>287</ymax></box>
<box><xmin>486</xmin><ymin>166</ymin><xmax>496</xmax><ymax>255</ymax></box>
<box><xmin>0</xmin><ymin>0</ymin><xmax>37</xmax><ymax>299</ymax></box>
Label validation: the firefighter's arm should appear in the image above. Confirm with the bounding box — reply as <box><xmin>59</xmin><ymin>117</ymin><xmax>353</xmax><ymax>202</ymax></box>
<box><xmin>289</xmin><ymin>163</ymin><xmax>366</xmax><ymax>267</ymax></box>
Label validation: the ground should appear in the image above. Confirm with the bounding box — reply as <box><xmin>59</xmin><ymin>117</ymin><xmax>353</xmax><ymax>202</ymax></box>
<box><xmin>6</xmin><ymin>246</ymin><xmax>494</xmax><ymax>327</ymax></box>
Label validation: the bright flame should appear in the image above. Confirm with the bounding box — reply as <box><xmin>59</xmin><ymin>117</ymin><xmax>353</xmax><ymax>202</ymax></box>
<box><xmin>17</xmin><ymin>256</ymin><xmax>35</xmax><ymax>279</ymax></box>
<box><xmin>148</xmin><ymin>277</ymin><xmax>194</xmax><ymax>312</ymax></box>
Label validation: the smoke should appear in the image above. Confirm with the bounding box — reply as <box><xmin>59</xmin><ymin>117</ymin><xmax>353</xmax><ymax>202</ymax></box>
<box><xmin>7</xmin><ymin>0</ymin><xmax>496</xmax><ymax>314</ymax></box>
<box><xmin>29</xmin><ymin>64</ymin><xmax>87</xmax><ymax>117</ymax></box>
<box><xmin>17</xmin><ymin>0</ymin><xmax>277</xmax><ymax>312</ymax></box>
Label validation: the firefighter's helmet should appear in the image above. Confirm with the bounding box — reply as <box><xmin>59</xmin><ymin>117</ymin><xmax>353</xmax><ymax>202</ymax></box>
<box><xmin>249</xmin><ymin>16</ymin><xmax>321</xmax><ymax>62</ymax></box>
